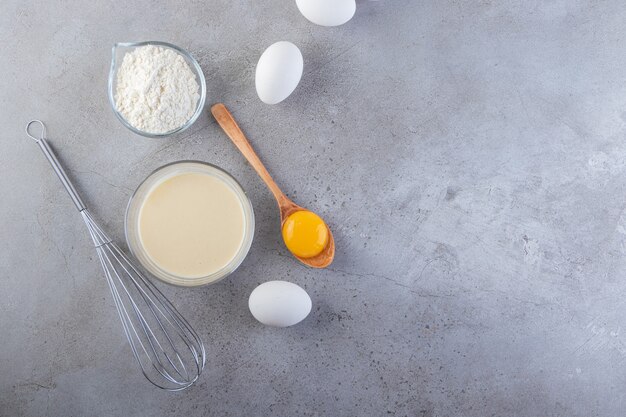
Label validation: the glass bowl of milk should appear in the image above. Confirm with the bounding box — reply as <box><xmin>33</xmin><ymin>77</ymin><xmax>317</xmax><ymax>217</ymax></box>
<box><xmin>125</xmin><ymin>161</ymin><xmax>255</xmax><ymax>286</ymax></box>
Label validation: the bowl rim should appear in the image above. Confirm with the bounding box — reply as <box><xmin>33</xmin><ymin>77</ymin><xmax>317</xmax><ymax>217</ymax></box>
<box><xmin>108</xmin><ymin>41</ymin><xmax>207</xmax><ymax>138</ymax></box>
<box><xmin>124</xmin><ymin>160</ymin><xmax>255</xmax><ymax>287</ymax></box>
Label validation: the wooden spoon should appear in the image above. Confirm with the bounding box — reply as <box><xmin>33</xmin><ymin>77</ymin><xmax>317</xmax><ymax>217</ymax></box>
<box><xmin>211</xmin><ymin>103</ymin><xmax>335</xmax><ymax>268</ymax></box>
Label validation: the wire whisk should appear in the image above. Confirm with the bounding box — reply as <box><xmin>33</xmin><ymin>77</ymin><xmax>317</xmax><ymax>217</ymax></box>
<box><xmin>26</xmin><ymin>120</ymin><xmax>205</xmax><ymax>391</ymax></box>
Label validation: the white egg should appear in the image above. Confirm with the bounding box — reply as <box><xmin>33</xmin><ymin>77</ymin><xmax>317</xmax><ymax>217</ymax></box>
<box><xmin>248</xmin><ymin>281</ymin><xmax>312</xmax><ymax>327</ymax></box>
<box><xmin>295</xmin><ymin>0</ymin><xmax>356</xmax><ymax>27</ymax></box>
<box><xmin>255</xmin><ymin>41</ymin><xmax>303</xmax><ymax>105</ymax></box>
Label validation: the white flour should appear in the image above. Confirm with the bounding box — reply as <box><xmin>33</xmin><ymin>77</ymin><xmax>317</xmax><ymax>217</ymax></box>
<box><xmin>115</xmin><ymin>45</ymin><xmax>200</xmax><ymax>134</ymax></box>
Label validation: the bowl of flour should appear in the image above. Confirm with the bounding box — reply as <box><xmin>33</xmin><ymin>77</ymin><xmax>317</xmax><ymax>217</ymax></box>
<box><xmin>108</xmin><ymin>41</ymin><xmax>206</xmax><ymax>137</ymax></box>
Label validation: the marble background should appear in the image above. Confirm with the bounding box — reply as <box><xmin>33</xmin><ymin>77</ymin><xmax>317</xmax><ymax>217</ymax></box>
<box><xmin>2</xmin><ymin>1</ymin><xmax>626</xmax><ymax>415</ymax></box>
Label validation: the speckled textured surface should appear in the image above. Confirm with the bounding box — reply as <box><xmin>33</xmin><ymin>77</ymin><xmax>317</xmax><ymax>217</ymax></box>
<box><xmin>2</xmin><ymin>1</ymin><xmax>626</xmax><ymax>416</ymax></box>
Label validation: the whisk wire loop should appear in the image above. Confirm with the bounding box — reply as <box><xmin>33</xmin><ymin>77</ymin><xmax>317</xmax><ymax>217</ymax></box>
<box><xmin>82</xmin><ymin>203</ymin><xmax>205</xmax><ymax>390</ymax></box>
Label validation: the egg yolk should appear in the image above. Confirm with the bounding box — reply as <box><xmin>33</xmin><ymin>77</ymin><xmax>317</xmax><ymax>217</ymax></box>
<box><xmin>282</xmin><ymin>211</ymin><xmax>329</xmax><ymax>258</ymax></box>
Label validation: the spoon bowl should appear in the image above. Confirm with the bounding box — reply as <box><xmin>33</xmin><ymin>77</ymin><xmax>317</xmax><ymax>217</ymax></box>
<box><xmin>211</xmin><ymin>103</ymin><xmax>335</xmax><ymax>268</ymax></box>
<box><xmin>277</xmin><ymin>197</ymin><xmax>335</xmax><ymax>268</ymax></box>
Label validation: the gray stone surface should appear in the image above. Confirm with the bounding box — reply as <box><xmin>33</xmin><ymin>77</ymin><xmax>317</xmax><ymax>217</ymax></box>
<box><xmin>2</xmin><ymin>0</ymin><xmax>626</xmax><ymax>416</ymax></box>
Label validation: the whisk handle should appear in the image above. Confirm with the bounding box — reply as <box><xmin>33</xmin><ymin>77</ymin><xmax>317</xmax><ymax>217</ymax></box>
<box><xmin>26</xmin><ymin>121</ymin><xmax>86</xmax><ymax>211</ymax></box>
<box><xmin>37</xmin><ymin>139</ymin><xmax>86</xmax><ymax>211</ymax></box>
<box><xmin>37</xmin><ymin>138</ymin><xmax>87</xmax><ymax>211</ymax></box>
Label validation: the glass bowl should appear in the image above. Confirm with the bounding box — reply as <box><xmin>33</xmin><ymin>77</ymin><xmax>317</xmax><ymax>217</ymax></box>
<box><xmin>125</xmin><ymin>161</ymin><xmax>255</xmax><ymax>286</ymax></box>
<box><xmin>108</xmin><ymin>41</ymin><xmax>207</xmax><ymax>138</ymax></box>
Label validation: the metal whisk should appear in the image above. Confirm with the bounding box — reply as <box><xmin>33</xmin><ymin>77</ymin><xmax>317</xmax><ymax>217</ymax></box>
<box><xmin>25</xmin><ymin>120</ymin><xmax>205</xmax><ymax>391</ymax></box>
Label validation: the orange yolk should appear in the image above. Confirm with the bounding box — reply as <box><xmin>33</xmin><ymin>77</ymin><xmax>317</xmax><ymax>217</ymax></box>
<box><xmin>282</xmin><ymin>211</ymin><xmax>329</xmax><ymax>258</ymax></box>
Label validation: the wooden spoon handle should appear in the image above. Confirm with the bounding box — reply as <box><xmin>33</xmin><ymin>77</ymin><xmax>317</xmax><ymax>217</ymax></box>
<box><xmin>211</xmin><ymin>103</ymin><xmax>288</xmax><ymax>205</ymax></box>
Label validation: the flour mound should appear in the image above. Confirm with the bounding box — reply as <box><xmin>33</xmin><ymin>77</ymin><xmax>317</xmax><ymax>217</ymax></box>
<box><xmin>115</xmin><ymin>45</ymin><xmax>200</xmax><ymax>134</ymax></box>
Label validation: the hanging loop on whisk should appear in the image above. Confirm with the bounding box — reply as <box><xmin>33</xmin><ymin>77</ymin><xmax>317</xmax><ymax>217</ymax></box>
<box><xmin>26</xmin><ymin>120</ymin><xmax>47</xmax><ymax>143</ymax></box>
<box><xmin>25</xmin><ymin>119</ymin><xmax>87</xmax><ymax>211</ymax></box>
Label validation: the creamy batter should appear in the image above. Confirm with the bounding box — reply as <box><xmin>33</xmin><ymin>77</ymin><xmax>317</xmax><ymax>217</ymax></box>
<box><xmin>138</xmin><ymin>172</ymin><xmax>246</xmax><ymax>278</ymax></box>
